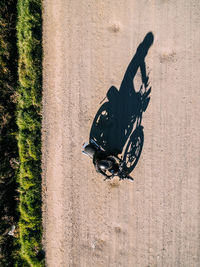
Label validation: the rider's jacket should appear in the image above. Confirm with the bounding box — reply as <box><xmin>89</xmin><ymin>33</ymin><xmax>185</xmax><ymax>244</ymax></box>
<box><xmin>93</xmin><ymin>150</ymin><xmax>119</xmax><ymax>177</ymax></box>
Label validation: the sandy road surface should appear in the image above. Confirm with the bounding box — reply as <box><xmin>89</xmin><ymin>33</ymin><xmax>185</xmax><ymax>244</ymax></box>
<box><xmin>42</xmin><ymin>1</ymin><xmax>200</xmax><ymax>266</ymax></box>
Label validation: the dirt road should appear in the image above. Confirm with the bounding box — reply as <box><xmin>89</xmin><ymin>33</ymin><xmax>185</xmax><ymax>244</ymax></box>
<box><xmin>42</xmin><ymin>1</ymin><xmax>200</xmax><ymax>266</ymax></box>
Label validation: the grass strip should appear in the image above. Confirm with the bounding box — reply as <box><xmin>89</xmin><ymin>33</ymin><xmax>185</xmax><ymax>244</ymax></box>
<box><xmin>16</xmin><ymin>0</ymin><xmax>44</xmax><ymax>265</ymax></box>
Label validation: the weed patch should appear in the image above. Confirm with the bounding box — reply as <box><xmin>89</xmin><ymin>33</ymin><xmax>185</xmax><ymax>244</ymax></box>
<box><xmin>17</xmin><ymin>0</ymin><xmax>44</xmax><ymax>265</ymax></box>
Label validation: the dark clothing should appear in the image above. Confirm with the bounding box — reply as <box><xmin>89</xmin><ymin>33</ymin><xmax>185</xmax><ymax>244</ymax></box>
<box><xmin>93</xmin><ymin>150</ymin><xmax>119</xmax><ymax>178</ymax></box>
<box><xmin>93</xmin><ymin>150</ymin><xmax>108</xmax><ymax>164</ymax></box>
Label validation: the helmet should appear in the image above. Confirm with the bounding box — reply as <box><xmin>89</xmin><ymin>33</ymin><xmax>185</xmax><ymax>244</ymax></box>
<box><xmin>98</xmin><ymin>160</ymin><xmax>113</xmax><ymax>171</ymax></box>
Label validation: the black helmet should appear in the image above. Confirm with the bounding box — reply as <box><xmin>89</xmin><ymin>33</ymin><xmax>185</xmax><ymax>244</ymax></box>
<box><xmin>98</xmin><ymin>160</ymin><xmax>113</xmax><ymax>171</ymax></box>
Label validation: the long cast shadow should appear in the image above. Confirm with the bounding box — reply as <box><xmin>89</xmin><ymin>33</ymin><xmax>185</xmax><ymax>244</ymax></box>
<box><xmin>90</xmin><ymin>32</ymin><xmax>154</xmax><ymax>174</ymax></box>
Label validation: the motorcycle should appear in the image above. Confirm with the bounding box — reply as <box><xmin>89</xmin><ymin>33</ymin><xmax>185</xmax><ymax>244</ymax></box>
<box><xmin>82</xmin><ymin>139</ymin><xmax>134</xmax><ymax>181</ymax></box>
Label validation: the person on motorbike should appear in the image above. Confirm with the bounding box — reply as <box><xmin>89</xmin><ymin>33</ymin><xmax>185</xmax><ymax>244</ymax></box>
<box><xmin>93</xmin><ymin>149</ymin><xmax>119</xmax><ymax>179</ymax></box>
<box><xmin>83</xmin><ymin>142</ymin><xmax>133</xmax><ymax>181</ymax></box>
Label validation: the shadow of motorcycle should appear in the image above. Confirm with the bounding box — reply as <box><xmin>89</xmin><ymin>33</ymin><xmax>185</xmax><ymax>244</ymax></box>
<box><xmin>90</xmin><ymin>84</ymin><xmax>151</xmax><ymax>174</ymax></box>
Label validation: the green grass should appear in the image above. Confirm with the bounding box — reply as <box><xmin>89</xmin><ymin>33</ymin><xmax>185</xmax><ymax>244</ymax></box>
<box><xmin>16</xmin><ymin>0</ymin><xmax>44</xmax><ymax>265</ymax></box>
<box><xmin>0</xmin><ymin>0</ymin><xmax>43</xmax><ymax>265</ymax></box>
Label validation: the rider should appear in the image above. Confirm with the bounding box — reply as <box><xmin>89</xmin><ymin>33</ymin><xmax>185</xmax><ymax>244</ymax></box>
<box><xmin>93</xmin><ymin>149</ymin><xmax>119</xmax><ymax>179</ymax></box>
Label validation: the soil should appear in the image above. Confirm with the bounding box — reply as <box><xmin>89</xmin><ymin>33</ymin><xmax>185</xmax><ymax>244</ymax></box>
<box><xmin>42</xmin><ymin>1</ymin><xmax>200</xmax><ymax>266</ymax></box>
